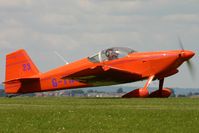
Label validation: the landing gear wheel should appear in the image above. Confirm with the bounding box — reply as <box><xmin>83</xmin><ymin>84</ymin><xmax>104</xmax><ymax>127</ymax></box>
<box><xmin>122</xmin><ymin>75</ymin><xmax>154</xmax><ymax>98</ymax></box>
<box><xmin>149</xmin><ymin>88</ymin><xmax>172</xmax><ymax>98</ymax></box>
<box><xmin>122</xmin><ymin>88</ymin><xmax>149</xmax><ymax>98</ymax></box>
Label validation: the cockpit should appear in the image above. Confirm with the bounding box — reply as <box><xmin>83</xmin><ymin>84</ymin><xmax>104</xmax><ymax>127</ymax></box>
<box><xmin>88</xmin><ymin>47</ymin><xmax>136</xmax><ymax>63</ymax></box>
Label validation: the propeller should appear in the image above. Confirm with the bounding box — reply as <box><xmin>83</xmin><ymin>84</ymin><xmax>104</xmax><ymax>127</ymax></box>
<box><xmin>178</xmin><ymin>36</ymin><xmax>184</xmax><ymax>51</ymax></box>
<box><xmin>186</xmin><ymin>60</ymin><xmax>195</xmax><ymax>77</ymax></box>
<box><xmin>177</xmin><ymin>37</ymin><xmax>196</xmax><ymax>79</ymax></box>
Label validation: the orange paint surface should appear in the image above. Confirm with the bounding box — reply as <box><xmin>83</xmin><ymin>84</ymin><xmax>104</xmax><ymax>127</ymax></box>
<box><xmin>3</xmin><ymin>47</ymin><xmax>195</xmax><ymax>98</ymax></box>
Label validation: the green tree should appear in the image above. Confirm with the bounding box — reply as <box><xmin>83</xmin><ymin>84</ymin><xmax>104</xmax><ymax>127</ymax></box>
<box><xmin>117</xmin><ymin>88</ymin><xmax>123</xmax><ymax>93</ymax></box>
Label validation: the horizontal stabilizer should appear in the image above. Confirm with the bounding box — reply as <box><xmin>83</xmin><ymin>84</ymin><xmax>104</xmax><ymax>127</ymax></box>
<box><xmin>3</xmin><ymin>77</ymin><xmax>40</xmax><ymax>84</ymax></box>
<box><xmin>4</xmin><ymin>77</ymin><xmax>40</xmax><ymax>94</ymax></box>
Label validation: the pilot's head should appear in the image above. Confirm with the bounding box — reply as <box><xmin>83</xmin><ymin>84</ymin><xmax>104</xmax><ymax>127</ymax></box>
<box><xmin>105</xmin><ymin>49</ymin><xmax>118</xmax><ymax>60</ymax></box>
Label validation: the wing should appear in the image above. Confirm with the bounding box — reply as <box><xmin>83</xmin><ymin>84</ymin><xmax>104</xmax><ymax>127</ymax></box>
<box><xmin>61</xmin><ymin>65</ymin><xmax>142</xmax><ymax>86</ymax></box>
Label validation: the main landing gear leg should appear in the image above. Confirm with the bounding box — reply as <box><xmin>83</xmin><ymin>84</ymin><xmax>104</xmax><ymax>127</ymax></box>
<box><xmin>122</xmin><ymin>75</ymin><xmax>154</xmax><ymax>98</ymax></box>
<box><xmin>159</xmin><ymin>78</ymin><xmax>164</xmax><ymax>96</ymax></box>
<box><xmin>149</xmin><ymin>78</ymin><xmax>172</xmax><ymax>98</ymax></box>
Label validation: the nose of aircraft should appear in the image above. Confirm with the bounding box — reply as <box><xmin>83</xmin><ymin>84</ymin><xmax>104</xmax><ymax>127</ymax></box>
<box><xmin>181</xmin><ymin>50</ymin><xmax>195</xmax><ymax>60</ymax></box>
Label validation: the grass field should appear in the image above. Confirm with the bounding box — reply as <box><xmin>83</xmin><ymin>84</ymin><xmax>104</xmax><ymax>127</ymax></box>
<box><xmin>0</xmin><ymin>97</ymin><xmax>199</xmax><ymax>133</ymax></box>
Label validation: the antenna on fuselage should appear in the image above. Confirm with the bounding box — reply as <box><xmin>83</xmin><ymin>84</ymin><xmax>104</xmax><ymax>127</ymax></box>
<box><xmin>54</xmin><ymin>51</ymin><xmax>69</xmax><ymax>65</ymax></box>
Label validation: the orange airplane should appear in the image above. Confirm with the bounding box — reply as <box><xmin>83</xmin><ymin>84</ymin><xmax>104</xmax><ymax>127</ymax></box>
<box><xmin>4</xmin><ymin>47</ymin><xmax>195</xmax><ymax>98</ymax></box>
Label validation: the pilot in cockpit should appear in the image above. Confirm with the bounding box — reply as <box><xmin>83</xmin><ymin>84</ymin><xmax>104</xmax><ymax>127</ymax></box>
<box><xmin>105</xmin><ymin>48</ymin><xmax>119</xmax><ymax>61</ymax></box>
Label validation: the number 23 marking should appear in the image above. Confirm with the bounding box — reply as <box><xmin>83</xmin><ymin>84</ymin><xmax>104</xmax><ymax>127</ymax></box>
<box><xmin>23</xmin><ymin>63</ymin><xmax>31</xmax><ymax>71</ymax></box>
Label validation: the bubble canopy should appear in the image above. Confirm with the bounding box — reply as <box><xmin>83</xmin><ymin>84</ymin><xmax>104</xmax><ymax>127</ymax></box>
<box><xmin>88</xmin><ymin>47</ymin><xmax>136</xmax><ymax>63</ymax></box>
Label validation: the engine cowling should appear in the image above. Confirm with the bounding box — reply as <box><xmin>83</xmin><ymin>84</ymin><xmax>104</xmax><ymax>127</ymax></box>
<box><xmin>149</xmin><ymin>88</ymin><xmax>172</xmax><ymax>98</ymax></box>
<box><xmin>122</xmin><ymin>88</ymin><xmax>149</xmax><ymax>98</ymax></box>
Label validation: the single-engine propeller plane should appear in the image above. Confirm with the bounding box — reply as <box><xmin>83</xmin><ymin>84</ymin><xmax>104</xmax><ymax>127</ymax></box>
<box><xmin>3</xmin><ymin>47</ymin><xmax>195</xmax><ymax>98</ymax></box>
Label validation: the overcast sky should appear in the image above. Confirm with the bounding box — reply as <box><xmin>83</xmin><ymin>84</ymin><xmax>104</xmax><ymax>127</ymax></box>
<box><xmin>0</xmin><ymin>0</ymin><xmax>198</xmax><ymax>88</ymax></box>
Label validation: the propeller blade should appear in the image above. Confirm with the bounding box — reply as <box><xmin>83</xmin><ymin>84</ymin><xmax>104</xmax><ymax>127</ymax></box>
<box><xmin>186</xmin><ymin>60</ymin><xmax>196</xmax><ymax>79</ymax></box>
<box><xmin>177</xmin><ymin>36</ymin><xmax>184</xmax><ymax>51</ymax></box>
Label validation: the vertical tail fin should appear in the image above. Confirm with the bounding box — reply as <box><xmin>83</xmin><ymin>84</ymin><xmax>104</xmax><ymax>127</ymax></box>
<box><xmin>5</xmin><ymin>49</ymin><xmax>40</xmax><ymax>81</ymax></box>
